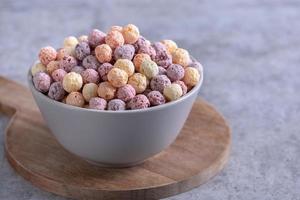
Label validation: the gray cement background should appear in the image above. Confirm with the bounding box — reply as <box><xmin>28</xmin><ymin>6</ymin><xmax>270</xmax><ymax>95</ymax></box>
<box><xmin>0</xmin><ymin>0</ymin><xmax>300</xmax><ymax>199</ymax></box>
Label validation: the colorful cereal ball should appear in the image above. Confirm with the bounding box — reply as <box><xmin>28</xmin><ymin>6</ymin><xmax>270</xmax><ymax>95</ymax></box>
<box><xmin>59</xmin><ymin>55</ymin><xmax>78</xmax><ymax>72</ymax></box>
<box><xmin>128</xmin><ymin>94</ymin><xmax>150</xmax><ymax>110</ymax></box>
<box><xmin>71</xmin><ymin>66</ymin><xmax>85</xmax><ymax>74</ymax></box>
<box><xmin>97</xmin><ymin>81</ymin><xmax>116</xmax><ymax>100</ymax></box>
<box><xmin>48</xmin><ymin>82</ymin><xmax>66</xmax><ymax>101</ymax></box>
<box><xmin>66</xmin><ymin>92</ymin><xmax>85</xmax><ymax>107</ymax></box>
<box><xmin>150</xmin><ymin>75</ymin><xmax>171</xmax><ymax>93</ymax></box>
<box><xmin>128</xmin><ymin>73</ymin><xmax>147</xmax><ymax>93</ymax></box>
<box><xmin>98</xmin><ymin>63</ymin><xmax>113</xmax><ymax>81</ymax></box>
<box><xmin>163</xmin><ymin>83</ymin><xmax>183</xmax><ymax>101</ymax></box>
<box><xmin>82</xmin><ymin>55</ymin><xmax>100</xmax><ymax>70</ymax></box>
<box><xmin>78</xmin><ymin>35</ymin><xmax>88</xmax><ymax>43</ymax></box>
<box><xmin>89</xmin><ymin>97</ymin><xmax>107</xmax><ymax>110</ymax></box>
<box><xmin>46</xmin><ymin>60</ymin><xmax>60</xmax><ymax>74</ymax></box>
<box><xmin>39</xmin><ymin>46</ymin><xmax>57</xmax><ymax>66</ymax></box>
<box><xmin>52</xmin><ymin>69</ymin><xmax>67</xmax><ymax>82</ymax></box>
<box><xmin>172</xmin><ymin>48</ymin><xmax>190</xmax><ymax>67</ymax></box>
<box><xmin>161</xmin><ymin>40</ymin><xmax>177</xmax><ymax>54</ymax></box>
<box><xmin>75</xmin><ymin>42</ymin><xmax>90</xmax><ymax>60</ymax></box>
<box><xmin>114</xmin><ymin>59</ymin><xmax>135</xmax><ymax>76</ymax></box>
<box><xmin>105</xmin><ymin>30</ymin><xmax>124</xmax><ymax>49</ymax></box>
<box><xmin>56</xmin><ymin>48</ymin><xmax>68</xmax><ymax>61</ymax></box>
<box><xmin>122</xmin><ymin>24</ymin><xmax>140</xmax><ymax>44</ymax></box>
<box><xmin>174</xmin><ymin>80</ymin><xmax>188</xmax><ymax>95</ymax></box>
<box><xmin>33</xmin><ymin>72</ymin><xmax>51</xmax><ymax>93</ymax></box>
<box><xmin>140</xmin><ymin>60</ymin><xmax>159</xmax><ymax>79</ymax></box>
<box><xmin>158</xmin><ymin>66</ymin><xmax>167</xmax><ymax>75</ymax></box>
<box><xmin>113</xmin><ymin>44</ymin><xmax>135</xmax><ymax>61</ymax></box>
<box><xmin>183</xmin><ymin>67</ymin><xmax>200</xmax><ymax>87</ymax></box>
<box><xmin>107</xmin><ymin>68</ymin><xmax>128</xmax><ymax>88</ymax></box>
<box><xmin>138</xmin><ymin>43</ymin><xmax>156</xmax><ymax>60</ymax></box>
<box><xmin>82</xmin><ymin>83</ymin><xmax>98</xmax><ymax>102</ymax></box>
<box><xmin>81</xmin><ymin>69</ymin><xmax>100</xmax><ymax>84</ymax></box>
<box><xmin>95</xmin><ymin>44</ymin><xmax>112</xmax><ymax>63</ymax></box>
<box><xmin>63</xmin><ymin>36</ymin><xmax>79</xmax><ymax>57</ymax></box>
<box><xmin>147</xmin><ymin>91</ymin><xmax>166</xmax><ymax>106</ymax></box>
<box><xmin>88</xmin><ymin>29</ymin><xmax>106</xmax><ymax>48</ymax></box>
<box><xmin>187</xmin><ymin>61</ymin><xmax>203</xmax><ymax>73</ymax></box>
<box><xmin>166</xmin><ymin>64</ymin><xmax>185</xmax><ymax>81</ymax></box>
<box><xmin>108</xmin><ymin>99</ymin><xmax>126</xmax><ymax>111</ymax></box>
<box><xmin>117</xmin><ymin>84</ymin><xmax>136</xmax><ymax>102</ymax></box>
<box><xmin>62</xmin><ymin>72</ymin><xmax>83</xmax><ymax>93</ymax></box>
<box><xmin>31</xmin><ymin>61</ymin><xmax>46</xmax><ymax>76</ymax></box>
<box><xmin>133</xmin><ymin>53</ymin><xmax>151</xmax><ymax>72</ymax></box>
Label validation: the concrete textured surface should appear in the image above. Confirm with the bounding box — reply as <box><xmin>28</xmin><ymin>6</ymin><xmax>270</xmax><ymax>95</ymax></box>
<box><xmin>0</xmin><ymin>0</ymin><xmax>300</xmax><ymax>199</ymax></box>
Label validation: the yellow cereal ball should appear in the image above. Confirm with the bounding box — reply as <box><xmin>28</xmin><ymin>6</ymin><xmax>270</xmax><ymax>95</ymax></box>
<box><xmin>31</xmin><ymin>61</ymin><xmax>46</xmax><ymax>76</ymax></box>
<box><xmin>128</xmin><ymin>73</ymin><xmax>147</xmax><ymax>93</ymax></box>
<box><xmin>172</xmin><ymin>48</ymin><xmax>190</xmax><ymax>67</ymax></box>
<box><xmin>114</xmin><ymin>59</ymin><xmax>135</xmax><ymax>76</ymax></box>
<box><xmin>140</xmin><ymin>60</ymin><xmax>159</xmax><ymax>79</ymax></box>
<box><xmin>66</xmin><ymin>92</ymin><xmax>85</xmax><ymax>107</ymax></box>
<box><xmin>63</xmin><ymin>36</ymin><xmax>78</xmax><ymax>57</ymax></box>
<box><xmin>109</xmin><ymin>25</ymin><xmax>123</xmax><ymax>32</ymax></box>
<box><xmin>161</xmin><ymin>40</ymin><xmax>178</xmax><ymax>54</ymax></box>
<box><xmin>82</xmin><ymin>83</ymin><xmax>98</xmax><ymax>102</ymax></box>
<box><xmin>56</xmin><ymin>48</ymin><xmax>68</xmax><ymax>60</ymax></box>
<box><xmin>78</xmin><ymin>35</ymin><xmax>88</xmax><ymax>43</ymax></box>
<box><xmin>183</xmin><ymin>67</ymin><xmax>200</xmax><ymax>87</ymax></box>
<box><xmin>107</xmin><ymin>68</ymin><xmax>128</xmax><ymax>88</ymax></box>
<box><xmin>46</xmin><ymin>60</ymin><xmax>60</xmax><ymax>74</ymax></box>
<box><xmin>95</xmin><ymin>44</ymin><xmax>112</xmax><ymax>63</ymax></box>
<box><xmin>97</xmin><ymin>81</ymin><xmax>116</xmax><ymax>100</ymax></box>
<box><xmin>62</xmin><ymin>72</ymin><xmax>83</xmax><ymax>93</ymax></box>
<box><xmin>105</xmin><ymin>30</ymin><xmax>124</xmax><ymax>49</ymax></box>
<box><xmin>122</xmin><ymin>24</ymin><xmax>140</xmax><ymax>44</ymax></box>
<box><xmin>163</xmin><ymin>83</ymin><xmax>183</xmax><ymax>101</ymax></box>
<box><xmin>133</xmin><ymin>53</ymin><xmax>151</xmax><ymax>72</ymax></box>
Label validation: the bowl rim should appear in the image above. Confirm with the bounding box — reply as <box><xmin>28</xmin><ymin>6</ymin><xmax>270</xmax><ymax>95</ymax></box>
<box><xmin>28</xmin><ymin>67</ymin><xmax>203</xmax><ymax>114</ymax></box>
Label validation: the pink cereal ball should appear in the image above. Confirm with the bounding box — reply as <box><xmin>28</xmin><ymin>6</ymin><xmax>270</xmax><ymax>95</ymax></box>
<box><xmin>71</xmin><ymin>66</ymin><xmax>85</xmax><ymax>74</ymax></box>
<box><xmin>82</xmin><ymin>55</ymin><xmax>100</xmax><ymax>70</ymax></box>
<box><xmin>59</xmin><ymin>55</ymin><xmax>78</xmax><ymax>72</ymax></box>
<box><xmin>98</xmin><ymin>63</ymin><xmax>113</xmax><ymax>81</ymax></box>
<box><xmin>174</xmin><ymin>80</ymin><xmax>188</xmax><ymax>95</ymax></box>
<box><xmin>81</xmin><ymin>68</ymin><xmax>100</xmax><ymax>84</ymax></box>
<box><xmin>89</xmin><ymin>97</ymin><xmax>107</xmax><ymax>110</ymax></box>
<box><xmin>48</xmin><ymin>82</ymin><xmax>66</xmax><ymax>101</ymax></box>
<box><xmin>107</xmin><ymin>99</ymin><xmax>126</xmax><ymax>111</ymax></box>
<box><xmin>95</xmin><ymin>44</ymin><xmax>112</xmax><ymax>63</ymax></box>
<box><xmin>38</xmin><ymin>46</ymin><xmax>57</xmax><ymax>66</ymax></box>
<box><xmin>66</xmin><ymin>92</ymin><xmax>85</xmax><ymax>107</ymax></box>
<box><xmin>147</xmin><ymin>91</ymin><xmax>166</xmax><ymax>106</ymax></box>
<box><xmin>150</xmin><ymin>75</ymin><xmax>171</xmax><ymax>93</ymax></box>
<box><xmin>166</xmin><ymin>64</ymin><xmax>185</xmax><ymax>81</ymax></box>
<box><xmin>33</xmin><ymin>72</ymin><xmax>51</xmax><ymax>93</ymax></box>
<box><xmin>105</xmin><ymin>30</ymin><xmax>124</xmax><ymax>49</ymax></box>
<box><xmin>88</xmin><ymin>29</ymin><xmax>106</xmax><ymax>48</ymax></box>
<box><xmin>75</xmin><ymin>42</ymin><xmax>90</xmax><ymax>60</ymax></box>
<box><xmin>129</xmin><ymin>94</ymin><xmax>150</xmax><ymax>110</ymax></box>
<box><xmin>116</xmin><ymin>84</ymin><xmax>136</xmax><ymax>102</ymax></box>
<box><xmin>52</xmin><ymin>69</ymin><xmax>67</xmax><ymax>82</ymax></box>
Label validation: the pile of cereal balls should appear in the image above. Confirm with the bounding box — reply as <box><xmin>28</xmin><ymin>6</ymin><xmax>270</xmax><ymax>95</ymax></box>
<box><xmin>31</xmin><ymin>24</ymin><xmax>202</xmax><ymax>111</ymax></box>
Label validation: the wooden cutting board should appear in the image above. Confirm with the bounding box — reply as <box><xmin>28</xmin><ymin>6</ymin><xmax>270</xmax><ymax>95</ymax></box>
<box><xmin>0</xmin><ymin>76</ymin><xmax>231</xmax><ymax>200</ymax></box>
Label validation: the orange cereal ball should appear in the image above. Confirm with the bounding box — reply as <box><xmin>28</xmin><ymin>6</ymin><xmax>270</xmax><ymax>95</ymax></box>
<box><xmin>133</xmin><ymin>53</ymin><xmax>151</xmax><ymax>72</ymax></box>
<box><xmin>140</xmin><ymin>59</ymin><xmax>159</xmax><ymax>79</ymax></box>
<box><xmin>163</xmin><ymin>83</ymin><xmax>183</xmax><ymax>101</ymax></box>
<box><xmin>56</xmin><ymin>48</ymin><xmax>68</xmax><ymax>60</ymax></box>
<box><xmin>110</xmin><ymin>25</ymin><xmax>123</xmax><ymax>32</ymax></box>
<box><xmin>122</xmin><ymin>24</ymin><xmax>140</xmax><ymax>44</ymax></box>
<box><xmin>97</xmin><ymin>81</ymin><xmax>116</xmax><ymax>100</ymax></box>
<box><xmin>39</xmin><ymin>46</ymin><xmax>57</xmax><ymax>66</ymax></box>
<box><xmin>31</xmin><ymin>61</ymin><xmax>46</xmax><ymax>76</ymax></box>
<box><xmin>78</xmin><ymin>35</ymin><xmax>88</xmax><ymax>43</ymax></box>
<box><xmin>114</xmin><ymin>59</ymin><xmax>135</xmax><ymax>76</ymax></box>
<box><xmin>107</xmin><ymin>68</ymin><xmax>128</xmax><ymax>88</ymax></box>
<box><xmin>183</xmin><ymin>67</ymin><xmax>200</xmax><ymax>87</ymax></box>
<box><xmin>62</xmin><ymin>72</ymin><xmax>83</xmax><ymax>93</ymax></box>
<box><xmin>66</xmin><ymin>92</ymin><xmax>85</xmax><ymax>107</ymax></box>
<box><xmin>172</xmin><ymin>48</ymin><xmax>190</xmax><ymax>67</ymax></box>
<box><xmin>105</xmin><ymin>30</ymin><xmax>124</xmax><ymax>49</ymax></box>
<box><xmin>82</xmin><ymin>83</ymin><xmax>98</xmax><ymax>102</ymax></box>
<box><xmin>161</xmin><ymin>39</ymin><xmax>178</xmax><ymax>54</ymax></box>
<box><xmin>46</xmin><ymin>60</ymin><xmax>60</xmax><ymax>74</ymax></box>
<box><xmin>95</xmin><ymin>44</ymin><xmax>112</xmax><ymax>63</ymax></box>
<box><xmin>128</xmin><ymin>73</ymin><xmax>147</xmax><ymax>93</ymax></box>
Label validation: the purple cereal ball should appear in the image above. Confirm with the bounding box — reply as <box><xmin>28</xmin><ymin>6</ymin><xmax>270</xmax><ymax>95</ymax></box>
<box><xmin>52</xmin><ymin>69</ymin><xmax>67</xmax><ymax>82</ymax></box>
<box><xmin>174</xmin><ymin>80</ymin><xmax>187</xmax><ymax>95</ymax></box>
<box><xmin>166</xmin><ymin>64</ymin><xmax>185</xmax><ymax>81</ymax></box>
<box><xmin>108</xmin><ymin>99</ymin><xmax>126</xmax><ymax>111</ymax></box>
<box><xmin>82</xmin><ymin>55</ymin><xmax>100</xmax><ymax>70</ymax></box>
<box><xmin>81</xmin><ymin>68</ymin><xmax>100</xmax><ymax>84</ymax></box>
<box><xmin>150</xmin><ymin>75</ymin><xmax>171</xmax><ymax>93</ymax></box>
<box><xmin>88</xmin><ymin>29</ymin><xmax>106</xmax><ymax>48</ymax></box>
<box><xmin>152</xmin><ymin>42</ymin><xmax>167</xmax><ymax>55</ymax></box>
<box><xmin>59</xmin><ymin>55</ymin><xmax>78</xmax><ymax>72</ymax></box>
<box><xmin>117</xmin><ymin>84</ymin><xmax>136</xmax><ymax>102</ymax></box>
<box><xmin>113</xmin><ymin>44</ymin><xmax>135</xmax><ymax>61</ymax></box>
<box><xmin>133</xmin><ymin>36</ymin><xmax>147</xmax><ymax>52</ymax></box>
<box><xmin>143</xmin><ymin>88</ymin><xmax>152</xmax><ymax>96</ymax></box>
<box><xmin>138</xmin><ymin>44</ymin><xmax>156</xmax><ymax>60</ymax></box>
<box><xmin>71</xmin><ymin>66</ymin><xmax>85</xmax><ymax>74</ymax></box>
<box><xmin>129</xmin><ymin>94</ymin><xmax>150</xmax><ymax>110</ymax></box>
<box><xmin>89</xmin><ymin>97</ymin><xmax>107</xmax><ymax>110</ymax></box>
<box><xmin>147</xmin><ymin>91</ymin><xmax>166</xmax><ymax>106</ymax></box>
<box><xmin>98</xmin><ymin>63</ymin><xmax>113</xmax><ymax>81</ymax></box>
<box><xmin>33</xmin><ymin>72</ymin><xmax>51</xmax><ymax>93</ymax></box>
<box><xmin>187</xmin><ymin>61</ymin><xmax>203</xmax><ymax>73</ymax></box>
<box><xmin>48</xmin><ymin>82</ymin><xmax>66</xmax><ymax>101</ymax></box>
<box><xmin>158</xmin><ymin>66</ymin><xmax>167</xmax><ymax>75</ymax></box>
<box><xmin>75</xmin><ymin>42</ymin><xmax>90</xmax><ymax>60</ymax></box>
<box><xmin>154</xmin><ymin>52</ymin><xmax>172</xmax><ymax>68</ymax></box>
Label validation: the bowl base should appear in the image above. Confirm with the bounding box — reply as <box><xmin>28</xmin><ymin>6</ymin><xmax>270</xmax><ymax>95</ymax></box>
<box><xmin>84</xmin><ymin>159</ymin><xmax>145</xmax><ymax>168</ymax></box>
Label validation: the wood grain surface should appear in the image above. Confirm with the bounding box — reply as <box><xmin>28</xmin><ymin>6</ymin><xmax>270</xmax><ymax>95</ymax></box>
<box><xmin>0</xmin><ymin>76</ymin><xmax>231</xmax><ymax>200</ymax></box>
